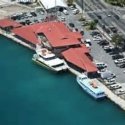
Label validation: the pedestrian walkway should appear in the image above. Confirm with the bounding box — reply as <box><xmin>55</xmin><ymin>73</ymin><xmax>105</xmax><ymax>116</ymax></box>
<box><xmin>93</xmin><ymin>79</ymin><xmax>125</xmax><ymax>110</ymax></box>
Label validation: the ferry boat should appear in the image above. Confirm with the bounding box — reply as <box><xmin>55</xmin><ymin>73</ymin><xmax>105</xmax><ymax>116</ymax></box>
<box><xmin>76</xmin><ymin>74</ymin><xmax>106</xmax><ymax>99</ymax></box>
<box><xmin>32</xmin><ymin>46</ymin><xmax>67</xmax><ymax>72</ymax></box>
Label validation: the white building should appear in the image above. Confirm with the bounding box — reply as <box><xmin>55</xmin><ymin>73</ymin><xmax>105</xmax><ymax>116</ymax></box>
<box><xmin>17</xmin><ymin>0</ymin><xmax>34</xmax><ymax>3</ymax></box>
<box><xmin>40</xmin><ymin>0</ymin><xmax>67</xmax><ymax>10</ymax></box>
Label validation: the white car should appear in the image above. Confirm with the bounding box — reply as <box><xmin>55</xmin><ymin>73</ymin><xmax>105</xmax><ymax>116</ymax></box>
<box><xmin>106</xmin><ymin>78</ymin><xmax>116</xmax><ymax>83</ymax></box>
<box><xmin>108</xmin><ymin>14</ymin><xmax>111</xmax><ymax>17</ymax></box>
<box><xmin>63</xmin><ymin>9</ymin><xmax>68</xmax><ymax>15</ymax></box>
<box><xmin>85</xmin><ymin>43</ymin><xmax>91</xmax><ymax>49</ymax></box>
<box><xmin>85</xmin><ymin>39</ymin><xmax>92</xmax><ymax>46</ymax></box>
<box><xmin>60</xmin><ymin>17</ymin><xmax>65</xmax><ymax>21</ymax></box>
<box><xmin>72</xmin><ymin>9</ymin><xmax>79</xmax><ymax>14</ymax></box>
<box><xmin>96</xmin><ymin>62</ymin><xmax>107</xmax><ymax>69</ymax></box>
<box><xmin>114</xmin><ymin>58</ymin><xmax>125</xmax><ymax>64</ymax></box>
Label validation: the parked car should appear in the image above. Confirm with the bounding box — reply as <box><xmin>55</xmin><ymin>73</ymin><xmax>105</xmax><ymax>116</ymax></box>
<box><xmin>96</xmin><ymin>62</ymin><xmax>107</xmax><ymax>70</ymax></box>
<box><xmin>63</xmin><ymin>9</ymin><xmax>68</xmax><ymax>15</ymax></box>
<box><xmin>80</xmin><ymin>30</ymin><xmax>84</xmax><ymax>35</ymax></box>
<box><xmin>30</xmin><ymin>12</ymin><xmax>37</xmax><ymax>17</ymax></box>
<box><xmin>114</xmin><ymin>14</ymin><xmax>120</xmax><ymax>20</ymax></box>
<box><xmin>112</xmin><ymin>54</ymin><xmax>124</xmax><ymax>60</ymax></box>
<box><xmin>114</xmin><ymin>58</ymin><xmax>125</xmax><ymax>64</ymax></box>
<box><xmin>100</xmin><ymin>70</ymin><xmax>115</xmax><ymax>79</ymax></box>
<box><xmin>109</xmin><ymin>26</ymin><xmax>118</xmax><ymax>33</ymax></box>
<box><xmin>109</xmin><ymin>84</ymin><xmax>122</xmax><ymax>90</ymax></box>
<box><xmin>72</xmin><ymin>9</ymin><xmax>79</xmax><ymax>14</ymax></box>
<box><xmin>119</xmin><ymin>63</ymin><xmax>125</xmax><ymax>68</ymax></box>
<box><xmin>97</xmin><ymin>14</ymin><xmax>102</xmax><ymax>19</ymax></box>
<box><xmin>60</xmin><ymin>17</ymin><xmax>65</xmax><ymax>21</ymax></box>
<box><xmin>69</xmin><ymin>23</ymin><xmax>75</xmax><ymax>27</ymax></box>
<box><xmin>103</xmin><ymin>45</ymin><xmax>113</xmax><ymax>50</ymax></box>
<box><xmin>98</xmin><ymin>39</ymin><xmax>109</xmax><ymax>46</ymax></box>
<box><xmin>85</xmin><ymin>39</ymin><xmax>92</xmax><ymax>46</ymax></box>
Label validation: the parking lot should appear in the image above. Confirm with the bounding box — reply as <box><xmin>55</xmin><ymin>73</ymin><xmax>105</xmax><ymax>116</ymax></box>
<box><xmin>54</xmin><ymin>5</ymin><xmax>125</xmax><ymax>83</ymax></box>
<box><xmin>7</xmin><ymin>3</ymin><xmax>125</xmax><ymax>84</ymax></box>
<box><xmin>11</xmin><ymin>8</ymin><xmax>47</xmax><ymax>25</ymax></box>
<box><xmin>0</xmin><ymin>4</ymin><xmax>33</xmax><ymax>19</ymax></box>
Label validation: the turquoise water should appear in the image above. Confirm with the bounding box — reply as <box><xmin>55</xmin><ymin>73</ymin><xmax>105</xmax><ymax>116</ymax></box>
<box><xmin>0</xmin><ymin>35</ymin><xmax>125</xmax><ymax>125</ymax></box>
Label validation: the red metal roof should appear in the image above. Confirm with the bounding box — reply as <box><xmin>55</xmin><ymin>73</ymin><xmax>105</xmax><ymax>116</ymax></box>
<box><xmin>12</xmin><ymin>26</ymin><xmax>39</xmax><ymax>44</ymax></box>
<box><xmin>12</xmin><ymin>21</ymin><xmax>82</xmax><ymax>46</ymax></box>
<box><xmin>62</xmin><ymin>45</ymin><xmax>98</xmax><ymax>73</ymax></box>
<box><xmin>0</xmin><ymin>18</ymin><xmax>22</xmax><ymax>28</ymax></box>
<box><xmin>36</xmin><ymin>21</ymin><xmax>82</xmax><ymax>47</ymax></box>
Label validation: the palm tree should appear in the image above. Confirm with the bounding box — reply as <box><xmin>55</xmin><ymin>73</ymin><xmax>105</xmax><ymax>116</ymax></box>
<box><xmin>111</xmin><ymin>34</ymin><xmax>123</xmax><ymax>48</ymax></box>
<box><xmin>67</xmin><ymin>0</ymin><xmax>75</xmax><ymax>5</ymax></box>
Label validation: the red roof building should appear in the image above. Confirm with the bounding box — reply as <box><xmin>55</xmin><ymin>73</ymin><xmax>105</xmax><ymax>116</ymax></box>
<box><xmin>12</xmin><ymin>26</ymin><xmax>39</xmax><ymax>45</ymax></box>
<box><xmin>62</xmin><ymin>45</ymin><xmax>98</xmax><ymax>73</ymax></box>
<box><xmin>0</xmin><ymin>18</ymin><xmax>22</xmax><ymax>28</ymax></box>
<box><xmin>36</xmin><ymin>21</ymin><xmax>82</xmax><ymax>47</ymax></box>
<box><xmin>12</xmin><ymin>21</ymin><xmax>82</xmax><ymax>48</ymax></box>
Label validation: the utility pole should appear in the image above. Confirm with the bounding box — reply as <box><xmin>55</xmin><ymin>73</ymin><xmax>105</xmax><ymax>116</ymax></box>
<box><xmin>82</xmin><ymin>0</ymin><xmax>84</xmax><ymax>16</ymax></box>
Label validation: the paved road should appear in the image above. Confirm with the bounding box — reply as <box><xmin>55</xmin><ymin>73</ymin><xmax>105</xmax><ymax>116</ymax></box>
<box><xmin>77</xmin><ymin>0</ymin><xmax>125</xmax><ymax>36</ymax></box>
<box><xmin>75</xmin><ymin>0</ymin><xmax>125</xmax><ymax>83</ymax></box>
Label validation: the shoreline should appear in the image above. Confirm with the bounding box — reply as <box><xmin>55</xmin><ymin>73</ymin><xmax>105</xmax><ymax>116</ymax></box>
<box><xmin>1</xmin><ymin>23</ymin><xmax>125</xmax><ymax>111</ymax></box>
<box><xmin>0</xmin><ymin>30</ymin><xmax>35</xmax><ymax>51</ymax></box>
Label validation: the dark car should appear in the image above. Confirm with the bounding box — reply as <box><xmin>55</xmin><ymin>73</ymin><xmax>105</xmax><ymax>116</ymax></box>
<box><xmin>80</xmin><ymin>30</ymin><xmax>84</xmax><ymax>35</ymax></box>
<box><xmin>90</xmin><ymin>31</ymin><xmax>101</xmax><ymax>36</ymax></box>
<box><xmin>25</xmin><ymin>20</ymin><xmax>32</xmax><ymax>25</ymax></box>
<box><xmin>119</xmin><ymin>63</ymin><xmax>125</xmax><ymax>68</ymax></box>
<box><xmin>20</xmin><ymin>22</ymin><xmax>26</xmax><ymax>25</ymax></box>
<box><xmin>112</xmin><ymin>54</ymin><xmax>124</xmax><ymax>60</ymax></box>
<box><xmin>110</xmin><ymin>26</ymin><xmax>118</xmax><ymax>33</ymax></box>
<box><xmin>98</xmin><ymin>39</ymin><xmax>109</xmax><ymax>46</ymax></box>
<box><xmin>105</xmin><ymin>48</ymin><xmax>113</xmax><ymax>53</ymax></box>
<box><xmin>69</xmin><ymin>23</ymin><xmax>75</xmax><ymax>27</ymax></box>
<box><xmin>97</xmin><ymin>15</ymin><xmax>102</xmax><ymax>19</ymax></box>
<box><xmin>30</xmin><ymin>12</ymin><xmax>37</xmax><ymax>17</ymax></box>
<box><xmin>114</xmin><ymin>14</ymin><xmax>120</xmax><ymax>20</ymax></box>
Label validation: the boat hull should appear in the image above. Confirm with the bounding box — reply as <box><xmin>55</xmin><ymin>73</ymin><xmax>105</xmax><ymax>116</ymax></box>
<box><xmin>77</xmin><ymin>78</ymin><xmax>106</xmax><ymax>99</ymax></box>
<box><xmin>32</xmin><ymin>58</ymin><xmax>58</xmax><ymax>72</ymax></box>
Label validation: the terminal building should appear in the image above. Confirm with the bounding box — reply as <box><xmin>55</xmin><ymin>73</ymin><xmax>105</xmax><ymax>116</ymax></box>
<box><xmin>11</xmin><ymin>21</ymin><xmax>98</xmax><ymax>76</ymax></box>
<box><xmin>0</xmin><ymin>17</ymin><xmax>98</xmax><ymax>76</ymax></box>
<box><xmin>0</xmin><ymin>18</ymin><xmax>22</xmax><ymax>32</ymax></box>
<box><xmin>39</xmin><ymin>0</ymin><xmax>68</xmax><ymax>12</ymax></box>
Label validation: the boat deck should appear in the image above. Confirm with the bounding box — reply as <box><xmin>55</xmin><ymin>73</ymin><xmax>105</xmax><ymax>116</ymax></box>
<box><xmin>92</xmin><ymin>79</ymin><xmax>125</xmax><ymax>110</ymax></box>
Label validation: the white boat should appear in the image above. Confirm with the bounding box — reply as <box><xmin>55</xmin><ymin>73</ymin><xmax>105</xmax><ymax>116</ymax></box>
<box><xmin>76</xmin><ymin>74</ymin><xmax>106</xmax><ymax>99</ymax></box>
<box><xmin>32</xmin><ymin>45</ymin><xmax>67</xmax><ymax>72</ymax></box>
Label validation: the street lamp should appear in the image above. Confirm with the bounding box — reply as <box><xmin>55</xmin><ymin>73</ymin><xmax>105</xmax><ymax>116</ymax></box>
<box><xmin>82</xmin><ymin>0</ymin><xmax>84</xmax><ymax>16</ymax></box>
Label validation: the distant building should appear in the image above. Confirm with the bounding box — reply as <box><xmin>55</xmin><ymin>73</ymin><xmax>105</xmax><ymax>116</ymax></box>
<box><xmin>12</xmin><ymin>21</ymin><xmax>82</xmax><ymax>52</ymax></box>
<box><xmin>0</xmin><ymin>18</ymin><xmax>22</xmax><ymax>32</ymax></box>
<box><xmin>17</xmin><ymin>0</ymin><xmax>34</xmax><ymax>3</ymax></box>
<box><xmin>39</xmin><ymin>0</ymin><xmax>67</xmax><ymax>12</ymax></box>
<box><xmin>10</xmin><ymin>20</ymin><xmax>98</xmax><ymax>75</ymax></box>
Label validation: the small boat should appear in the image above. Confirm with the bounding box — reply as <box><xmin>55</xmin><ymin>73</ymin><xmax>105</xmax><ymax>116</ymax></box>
<box><xmin>32</xmin><ymin>46</ymin><xmax>67</xmax><ymax>72</ymax></box>
<box><xmin>76</xmin><ymin>73</ymin><xmax>106</xmax><ymax>99</ymax></box>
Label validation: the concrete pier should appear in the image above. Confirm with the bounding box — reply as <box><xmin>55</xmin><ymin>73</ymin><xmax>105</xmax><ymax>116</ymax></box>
<box><xmin>0</xmin><ymin>30</ymin><xmax>35</xmax><ymax>50</ymax></box>
<box><xmin>93</xmin><ymin>79</ymin><xmax>125</xmax><ymax>110</ymax></box>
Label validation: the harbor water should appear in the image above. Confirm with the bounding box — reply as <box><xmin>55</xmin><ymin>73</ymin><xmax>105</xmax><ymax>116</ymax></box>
<box><xmin>0</xmin><ymin>35</ymin><xmax>125</xmax><ymax>125</ymax></box>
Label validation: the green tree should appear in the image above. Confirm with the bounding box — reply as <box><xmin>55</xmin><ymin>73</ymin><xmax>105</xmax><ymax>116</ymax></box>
<box><xmin>111</xmin><ymin>34</ymin><xmax>123</xmax><ymax>47</ymax></box>
<box><xmin>89</xmin><ymin>20</ymin><xmax>98</xmax><ymax>30</ymax></box>
<box><xmin>105</xmin><ymin>0</ymin><xmax>125</xmax><ymax>7</ymax></box>
<box><xmin>67</xmin><ymin>0</ymin><xmax>75</xmax><ymax>5</ymax></box>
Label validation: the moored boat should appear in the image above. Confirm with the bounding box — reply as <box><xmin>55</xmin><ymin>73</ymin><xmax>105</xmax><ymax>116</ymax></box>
<box><xmin>76</xmin><ymin>73</ymin><xmax>106</xmax><ymax>99</ymax></box>
<box><xmin>32</xmin><ymin>46</ymin><xmax>67</xmax><ymax>72</ymax></box>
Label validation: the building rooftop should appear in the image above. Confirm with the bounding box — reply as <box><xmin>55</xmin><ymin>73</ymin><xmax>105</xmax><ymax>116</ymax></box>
<box><xmin>12</xmin><ymin>21</ymin><xmax>82</xmax><ymax>47</ymax></box>
<box><xmin>62</xmin><ymin>45</ymin><xmax>98</xmax><ymax>73</ymax></box>
<box><xmin>40</xmin><ymin>0</ymin><xmax>67</xmax><ymax>10</ymax></box>
<box><xmin>12</xmin><ymin>26</ymin><xmax>39</xmax><ymax>44</ymax></box>
<box><xmin>0</xmin><ymin>18</ymin><xmax>22</xmax><ymax>28</ymax></box>
<box><xmin>36</xmin><ymin>21</ymin><xmax>82</xmax><ymax>47</ymax></box>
